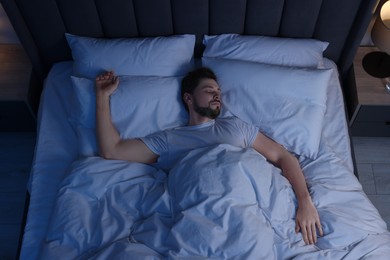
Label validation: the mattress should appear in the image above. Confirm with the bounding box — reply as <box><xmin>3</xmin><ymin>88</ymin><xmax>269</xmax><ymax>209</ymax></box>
<box><xmin>20</xmin><ymin>59</ymin><xmax>390</xmax><ymax>259</ymax></box>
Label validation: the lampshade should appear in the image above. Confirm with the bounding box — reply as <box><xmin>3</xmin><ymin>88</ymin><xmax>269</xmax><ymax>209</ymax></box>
<box><xmin>371</xmin><ymin>1</ymin><xmax>390</xmax><ymax>54</ymax></box>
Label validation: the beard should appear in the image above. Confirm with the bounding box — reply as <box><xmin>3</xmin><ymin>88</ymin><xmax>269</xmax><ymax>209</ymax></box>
<box><xmin>193</xmin><ymin>99</ymin><xmax>221</xmax><ymax>119</ymax></box>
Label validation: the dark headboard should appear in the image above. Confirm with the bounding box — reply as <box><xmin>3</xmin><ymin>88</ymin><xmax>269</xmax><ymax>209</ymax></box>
<box><xmin>1</xmin><ymin>0</ymin><xmax>378</xmax><ymax>113</ymax></box>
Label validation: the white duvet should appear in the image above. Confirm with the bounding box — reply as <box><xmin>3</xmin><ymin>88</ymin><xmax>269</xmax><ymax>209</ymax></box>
<box><xmin>40</xmin><ymin>144</ymin><xmax>390</xmax><ymax>259</ymax></box>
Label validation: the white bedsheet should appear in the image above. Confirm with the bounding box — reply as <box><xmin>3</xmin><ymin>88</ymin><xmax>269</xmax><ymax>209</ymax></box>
<box><xmin>21</xmin><ymin>62</ymin><xmax>78</xmax><ymax>258</ymax></box>
<box><xmin>20</xmin><ymin>60</ymin><xmax>390</xmax><ymax>259</ymax></box>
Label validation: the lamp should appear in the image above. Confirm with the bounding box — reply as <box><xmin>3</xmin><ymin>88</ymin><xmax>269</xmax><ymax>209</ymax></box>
<box><xmin>363</xmin><ymin>0</ymin><xmax>390</xmax><ymax>91</ymax></box>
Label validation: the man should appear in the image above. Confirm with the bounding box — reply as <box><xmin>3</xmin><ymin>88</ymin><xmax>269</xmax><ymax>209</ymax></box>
<box><xmin>95</xmin><ymin>68</ymin><xmax>323</xmax><ymax>245</ymax></box>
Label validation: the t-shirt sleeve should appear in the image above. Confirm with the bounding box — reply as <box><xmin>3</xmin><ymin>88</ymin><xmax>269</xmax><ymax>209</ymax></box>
<box><xmin>139</xmin><ymin>131</ymin><xmax>168</xmax><ymax>156</ymax></box>
<box><xmin>234</xmin><ymin>117</ymin><xmax>259</xmax><ymax>147</ymax></box>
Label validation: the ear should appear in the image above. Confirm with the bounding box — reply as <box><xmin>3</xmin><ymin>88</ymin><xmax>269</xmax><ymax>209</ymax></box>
<box><xmin>183</xmin><ymin>93</ymin><xmax>192</xmax><ymax>105</ymax></box>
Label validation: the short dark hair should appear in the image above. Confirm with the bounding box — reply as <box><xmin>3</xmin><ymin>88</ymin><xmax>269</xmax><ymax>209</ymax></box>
<box><xmin>181</xmin><ymin>67</ymin><xmax>217</xmax><ymax>110</ymax></box>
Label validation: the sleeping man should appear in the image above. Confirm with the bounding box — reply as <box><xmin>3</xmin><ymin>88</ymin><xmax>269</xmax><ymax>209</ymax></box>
<box><xmin>95</xmin><ymin>67</ymin><xmax>323</xmax><ymax>245</ymax></box>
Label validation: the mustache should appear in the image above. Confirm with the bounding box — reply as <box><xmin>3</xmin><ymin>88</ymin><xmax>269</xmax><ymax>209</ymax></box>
<box><xmin>210</xmin><ymin>99</ymin><xmax>221</xmax><ymax>105</ymax></box>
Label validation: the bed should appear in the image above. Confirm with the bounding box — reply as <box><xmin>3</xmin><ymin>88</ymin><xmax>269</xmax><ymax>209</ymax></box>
<box><xmin>2</xmin><ymin>0</ymin><xmax>390</xmax><ymax>259</ymax></box>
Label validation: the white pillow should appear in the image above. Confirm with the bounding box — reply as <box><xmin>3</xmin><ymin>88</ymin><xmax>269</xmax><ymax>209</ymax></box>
<box><xmin>202</xmin><ymin>57</ymin><xmax>332</xmax><ymax>159</ymax></box>
<box><xmin>70</xmin><ymin>75</ymin><xmax>188</xmax><ymax>156</ymax></box>
<box><xmin>66</xmin><ymin>33</ymin><xmax>196</xmax><ymax>78</ymax></box>
<box><xmin>203</xmin><ymin>34</ymin><xmax>328</xmax><ymax>68</ymax></box>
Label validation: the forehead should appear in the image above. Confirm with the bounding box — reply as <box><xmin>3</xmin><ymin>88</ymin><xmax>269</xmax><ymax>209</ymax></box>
<box><xmin>196</xmin><ymin>78</ymin><xmax>220</xmax><ymax>91</ymax></box>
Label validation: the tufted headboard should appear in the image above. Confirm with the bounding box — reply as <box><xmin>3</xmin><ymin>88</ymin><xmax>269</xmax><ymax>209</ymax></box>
<box><xmin>1</xmin><ymin>0</ymin><xmax>379</xmax><ymax>113</ymax></box>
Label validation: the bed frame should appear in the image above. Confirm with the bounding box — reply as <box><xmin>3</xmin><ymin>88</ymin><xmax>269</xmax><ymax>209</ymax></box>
<box><xmin>1</xmin><ymin>0</ymin><xmax>379</xmax><ymax>114</ymax></box>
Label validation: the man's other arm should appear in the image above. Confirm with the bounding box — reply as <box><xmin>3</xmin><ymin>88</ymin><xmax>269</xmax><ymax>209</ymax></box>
<box><xmin>95</xmin><ymin>71</ymin><xmax>158</xmax><ymax>164</ymax></box>
<box><xmin>252</xmin><ymin>132</ymin><xmax>323</xmax><ymax>245</ymax></box>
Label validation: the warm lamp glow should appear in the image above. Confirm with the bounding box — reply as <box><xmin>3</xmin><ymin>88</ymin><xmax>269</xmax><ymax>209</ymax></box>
<box><xmin>367</xmin><ymin>1</ymin><xmax>390</xmax><ymax>91</ymax></box>
<box><xmin>371</xmin><ymin>1</ymin><xmax>390</xmax><ymax>54</ymax></box>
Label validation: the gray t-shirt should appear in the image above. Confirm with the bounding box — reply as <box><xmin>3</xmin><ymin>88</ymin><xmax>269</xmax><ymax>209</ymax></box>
<box><xmin>140</xmin><ymin>116</ymin><xmax>259</xmax><ymax>170</ymax></box>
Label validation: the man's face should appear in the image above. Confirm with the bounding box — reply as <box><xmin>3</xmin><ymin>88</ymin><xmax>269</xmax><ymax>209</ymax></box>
<box><xmin>191</xmin><ymin>78</ymin><xmax>221</xmax><ymax>119</ymax></box>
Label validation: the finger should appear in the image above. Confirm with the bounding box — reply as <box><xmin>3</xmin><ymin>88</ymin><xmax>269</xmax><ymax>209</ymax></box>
<box><xmin>295</xmin><ymin>220</ymin><xmax>300</xmax><ymax>233</ymax></box>
<box><xmin>109</xmin><ymin>71</ymin><xmax>116</xmax><ymax>79</ymax></box>
<box><xmin>306</xmin><ymin>225</ymin><xmax>313</xmax><ymax>244</ymax></box>
<box><xmin>311</xmin><ymin>223</ymin><xmax>317</xmax><ymax>243</ymax></box>
<box><xmin>317</xmin><ymin>220</ymin><xmax>324</xmax><ymax>237</ymax></box>
<box><xmin>96</xmin><ymin>74</ymin><xmax>103</xmax><ymax>81</ymax></box>
<box><xmin>102</xmin><ymin>71</ymin><xmax>110</xmax><ymax>79</ymax></box>
<box><xmin>301</xmin><ymin>226</ymin><xmax>309</xmax><ymax>244</ymax></box>
<box><xmin>114</xmin><ymin>76</ymin><xmax>119</xmax><ymax>84</ymax></box>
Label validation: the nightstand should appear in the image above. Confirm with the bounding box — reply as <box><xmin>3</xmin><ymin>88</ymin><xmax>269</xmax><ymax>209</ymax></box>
<box><xmin>350</xmin><ymin>46</ymin><xmax>390</xmax><ymax>137</ymax></box>
<box><xmin>0</xmin><ymin>44</ymin><xmax>36</xmax><ymax>131</ymax></box>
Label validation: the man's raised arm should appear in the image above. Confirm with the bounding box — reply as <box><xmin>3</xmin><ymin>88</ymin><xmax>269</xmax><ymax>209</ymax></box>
<box><xmin>95</xmin><ymin>71</ymin><xmax>158</xmax><ymax>164</ymax></box>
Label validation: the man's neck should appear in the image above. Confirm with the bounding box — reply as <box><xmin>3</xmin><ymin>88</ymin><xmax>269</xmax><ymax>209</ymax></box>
<box><xmin>188</xmin><ymin>112</ymin><xmax>214</xmax><ymax>126</ymax></box>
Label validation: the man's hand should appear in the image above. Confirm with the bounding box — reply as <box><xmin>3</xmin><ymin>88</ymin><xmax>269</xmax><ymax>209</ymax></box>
<box><xmin>95</xmin><ymin>71</ymin><xmax>119</xmax><ymax>97</ymax></box>
<box><xmin>295</xmin><ymin>198</ymin><xmax>323</xmax><ymax>244</ymax></box>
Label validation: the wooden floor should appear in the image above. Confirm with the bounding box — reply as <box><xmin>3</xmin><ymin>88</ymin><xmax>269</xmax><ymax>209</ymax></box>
<box><xmin>0</xmin><ymin>134</ymin><xmax>389</xmax><ymax>259</ymax></box>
